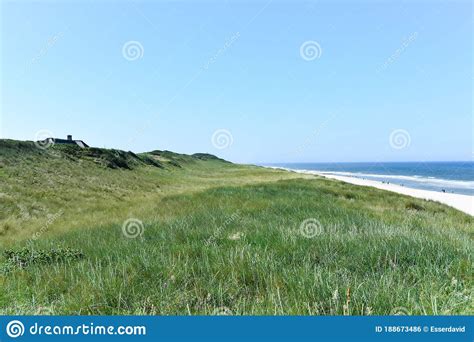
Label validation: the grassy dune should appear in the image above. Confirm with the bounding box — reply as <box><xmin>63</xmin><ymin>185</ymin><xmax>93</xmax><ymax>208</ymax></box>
<box><xmin>0</xmin><ymin>140</ymin><xmax>472</xmax><ymax>315</ymax></box>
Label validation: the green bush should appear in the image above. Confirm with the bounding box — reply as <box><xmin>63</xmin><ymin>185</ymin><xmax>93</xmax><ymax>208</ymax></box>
<box><xmin>2</xmin><ymin>247</ymin><xmax>84</xmax><ymax>273</ymax></box>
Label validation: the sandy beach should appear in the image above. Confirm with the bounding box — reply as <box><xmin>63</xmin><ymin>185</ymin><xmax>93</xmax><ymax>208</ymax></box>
<box><xmin>285</xmin><ymin>169</ymin><xmax>473</xmax><ymax>216</ymax></box>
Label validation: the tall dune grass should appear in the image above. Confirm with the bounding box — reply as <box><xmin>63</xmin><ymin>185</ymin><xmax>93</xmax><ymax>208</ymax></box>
<box><xmin>0</xmin><ymin>140</ymin><xmax>472</xmax><ymax>315</ymax></box>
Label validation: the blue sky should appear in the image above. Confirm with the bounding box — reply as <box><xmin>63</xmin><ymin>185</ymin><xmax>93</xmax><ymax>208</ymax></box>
<box><xmin>1</xmin><ymin>0</ymin><xmax>472</xmax><ymax>163</ymax></box>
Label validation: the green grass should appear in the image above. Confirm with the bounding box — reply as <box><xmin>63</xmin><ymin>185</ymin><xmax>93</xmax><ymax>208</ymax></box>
<box><xmin>0</xmin><ymin>139</ymin><xmax>472</xmax><ymax>315</ymax></box>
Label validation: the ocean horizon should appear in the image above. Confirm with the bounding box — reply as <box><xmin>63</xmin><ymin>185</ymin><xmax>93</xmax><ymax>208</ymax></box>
<box><xmin>264</xmin><ymin>161</ymin><xmax>474</xmax><ymax>196</ymax></box>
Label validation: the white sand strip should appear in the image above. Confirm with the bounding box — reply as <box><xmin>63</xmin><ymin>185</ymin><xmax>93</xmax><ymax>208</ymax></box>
<box><xmin>282</xmin><ymin>168</ymin><xmax>473</xmax><ymax>216</ymax></box>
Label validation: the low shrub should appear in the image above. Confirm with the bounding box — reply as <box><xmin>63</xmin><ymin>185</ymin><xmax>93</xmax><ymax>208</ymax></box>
<box><xmin>405</xmin><ymin>202</ymin><xmax>425</xmax><ymax>211</ymax></box>
<box><xmin>1</xmin><ymin>247</ymin><xmax>84</xmax><ymax>273</ymax></box>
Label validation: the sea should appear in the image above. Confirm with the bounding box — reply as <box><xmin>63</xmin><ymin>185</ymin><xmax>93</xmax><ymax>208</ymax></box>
<box><xmin>265</xmin><ymin>162</ymin><xmax>474</xmax><ymax>196</ymax></box>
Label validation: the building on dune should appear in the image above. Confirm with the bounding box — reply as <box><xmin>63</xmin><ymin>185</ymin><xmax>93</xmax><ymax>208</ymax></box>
<box><xmin>40</xmin><ymin>135</ymin><xmax>89</xmax><ymax>148</ymax></box>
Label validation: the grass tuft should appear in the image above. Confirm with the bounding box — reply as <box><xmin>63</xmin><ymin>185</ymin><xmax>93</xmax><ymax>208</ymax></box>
<box><xmin>405</xmin><ymin>202</ymin><xmax>425</xmax><ymax>211</ymax></box>
<box><xmin>1</xmin><ymin>247</ymin><xmax>84</xmax><ymax>274</ymax></box>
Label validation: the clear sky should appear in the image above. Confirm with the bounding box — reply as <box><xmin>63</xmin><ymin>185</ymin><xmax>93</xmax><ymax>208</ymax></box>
<box><xmin>1</xmin><ymin>0</ymin><xmax>472</xmax><ymax>163</ymax></box>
